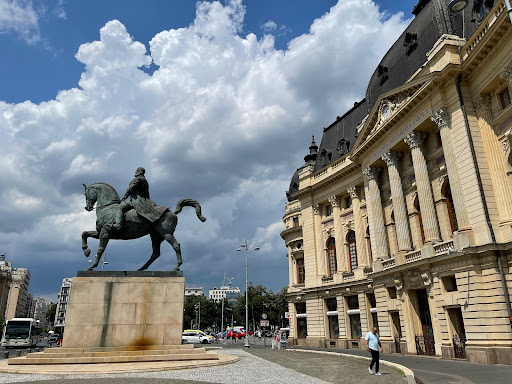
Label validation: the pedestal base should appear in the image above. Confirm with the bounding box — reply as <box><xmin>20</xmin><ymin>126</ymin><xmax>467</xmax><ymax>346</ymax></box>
<box><xmin>63</xmin><ymin>272</ymin><xmax>184</xmax><ymax>348</ymax></box>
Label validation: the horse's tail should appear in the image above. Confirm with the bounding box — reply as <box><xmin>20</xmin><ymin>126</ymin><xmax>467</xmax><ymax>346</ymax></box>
<box><xmin>174</xmin><ymin>198</ymin><xmax>207</xmax><ymax>222</ymax></box>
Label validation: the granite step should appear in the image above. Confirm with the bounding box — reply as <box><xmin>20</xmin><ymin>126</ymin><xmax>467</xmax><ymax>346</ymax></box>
<box><xmin>30</xmin><ymin>347</ymin><xmax>206</xmax><ymax>359</ymax></box>
<box><xmin>46</xmin><ymin>344</ymin><xmax>194</xmax><ymax>353</ymax></box>
<box><xmin>9</xmin><ymin>350</ymin><xmax>219</xmax><ymax>365</ymax></box>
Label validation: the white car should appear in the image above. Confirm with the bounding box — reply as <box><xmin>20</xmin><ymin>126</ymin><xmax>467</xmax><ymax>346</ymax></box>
<box><xmin>182</xmin><ymin>331</ymin><xmax>211</xmax><ymax>344</ymax></box>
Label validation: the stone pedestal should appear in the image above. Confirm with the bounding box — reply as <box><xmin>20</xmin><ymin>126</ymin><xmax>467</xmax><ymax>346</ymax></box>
<box><xmin>63</xmin><ymin>271</ymin><xmax>184</xmax><ymax>348</ymax></box>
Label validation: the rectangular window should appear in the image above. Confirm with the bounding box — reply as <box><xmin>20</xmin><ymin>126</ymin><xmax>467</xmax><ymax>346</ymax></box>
<box><xmin>435</xmin><ymin>131</ymin><xmax>442</xmax><ymax>148</ymax></box>
<box><xmin>387</xmin><ymin>286</ymin><xmax>397</xmax><ymax>299</ymax></box>
<box><xmin>442</xmin><ymin>275</ymin><xmax>458</xmax><ymax>292</ymax></box>
<box><xmin>295</xmin><ymin>303</ymin><xmax>307</xmax><ymax>339</ymax></box>
<box><xmin>325</xmin><ymin>204</ymin><xmax>332</xmax><ymax>217</ymax></box>
<box><xmin>345</xmin><ymin>196</ymin><xmax>351</xmax><ymax>209</ymax></box>
<box><xmin>499</xmin><ymin>87</ymin><xmax>511</xmax><ymax>109</ymax></box>
<box><xmin>293</xmin><ymin>217</ymin><xmax>299</xmax><ymax>227</ymax></box>
<box><xmin>296</xmin><ymin>258</ymin><xmax>305</xmax><ymax>284</ymax></box>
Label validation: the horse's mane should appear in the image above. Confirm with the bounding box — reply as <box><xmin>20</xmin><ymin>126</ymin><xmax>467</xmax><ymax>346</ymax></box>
<box><xmin>89</xmin><ymin>182</ymin><xmax>121</xmax><ymax>202</ymax></box>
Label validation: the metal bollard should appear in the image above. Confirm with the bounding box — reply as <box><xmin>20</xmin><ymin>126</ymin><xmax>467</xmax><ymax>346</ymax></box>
<box><xmin>15</xmin><ymin>350</ymin><xmax>21</xmax><ymax>357</ymax></box>
<box><xmin>2</xmin><ymin>351</ymin><xmax>8</xmax><ymax>359</ymax></box>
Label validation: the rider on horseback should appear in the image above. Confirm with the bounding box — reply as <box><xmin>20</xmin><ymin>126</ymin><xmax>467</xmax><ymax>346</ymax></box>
<box><xmin>112</xmin><ymin>167</ymin><xmax>167</xmax><ymax>230</ymax></box>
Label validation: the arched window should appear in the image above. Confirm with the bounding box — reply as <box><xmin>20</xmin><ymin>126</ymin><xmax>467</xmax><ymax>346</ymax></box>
<box><xmin>326</xmin><ymin>237</ymin><xmax>337</xmax><ymax>277</ymax></box>
<box><xmin>414</xmin><ymin>195</ymin><xmax>425</xmax><ymax>245</ymax></box>
<box><xmin>443</xmin><ymin>182</ymin><xmax>458</xmax><ymax>234</ymax></box>
<box><xmin>347</xmin><ymin>231</ymin><xmax>357</xmax><ymax>272</ymax></box>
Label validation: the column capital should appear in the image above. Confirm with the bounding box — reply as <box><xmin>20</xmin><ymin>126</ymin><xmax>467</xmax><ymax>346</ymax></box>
<box><xmin>313</xmin><ymin>204</ymin><xmax>321</xmax><ymax>215</ymax></box>
<box><xmin>473</xmin><ymin>93</ymin><xmax>492</xmax><ymax>118</ymax></box>
<box><xmin>381</xmin><ymin>150</ymin><xmax>402</xmax><ymax>167</ymax></box>
<box><xmin>500</xmin><ymin>59</ymin><xmax>512</xmax><ymax>86</ymax></box>
<box><xmin>430</xmin><ymin>108</ymin><xmax>450</xmax><ymax>130</ymax></box>
<box><xmin>328</xmin><ymin>195</ymin><xmax>340</xmax><ymax>208</ymax></box>
<box><xmin>347</xmin><ymin>186</ymin><xmax>361</xmax><ymax>199</ymax></box>
<box><xmin>404</xmin><ymin>131</ymin><xmax>427</xmax><ymax>149</ymax></box>
<box><xmin>363</xmin><ymin>166</ymin><xmax>381</xmax><ymax>181</ymax></box>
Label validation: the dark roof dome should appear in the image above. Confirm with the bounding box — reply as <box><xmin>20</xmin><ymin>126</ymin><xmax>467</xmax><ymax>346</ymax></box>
<box><xmin>286</xmin><ymin>136</ymin><xmax>318</xmax><ymax>202</ymax></box>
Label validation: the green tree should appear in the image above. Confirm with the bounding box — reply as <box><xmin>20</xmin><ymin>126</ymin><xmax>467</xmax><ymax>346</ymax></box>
<box><xmin>45</xmin><ymin>303</ymin><xmax>57</xmax><ymax>325</ymax></box>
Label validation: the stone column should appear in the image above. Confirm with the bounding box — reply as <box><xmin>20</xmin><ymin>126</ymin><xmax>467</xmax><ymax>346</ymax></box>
<box><xmin>404</xmin><ymin>132</ymin><xmax>441</xmax><ymax>243</ymax></box>
<box><xmin>329</xmin><ymin>195</ymin><xmax>345</xmax><ymax>272</ymax></box>
<box><xmin>288</xmin><ymin>245</ymin><xmax>295</xmax><ymax>286</ymax></box>
<box><xmin>473</xmin><ymin>95</ymin><xmax>512</xmax><ymax>224</ymax></box>
<box><xmin>347</xmin><ymin>186</ymin><xmax>368</xmax><ymax>266</ymax></box>
<box><xmin>313</xmin><ymin>204</ymin><xmax>327</xmax><ymax>277</ymax></box>
<box><xmin>430</xmin><ymin>108</ymin><xmax>470</xmax><ymax>230</ymax></box>
<box><xmin>381</xmin><ymin>151</ymin><xmax>412</xmax><ymax>251</ymax></box>
<box><xmin>362</xmin><ymin>166</ymin><xmax>388</xmax><ymax>259</ymax></box>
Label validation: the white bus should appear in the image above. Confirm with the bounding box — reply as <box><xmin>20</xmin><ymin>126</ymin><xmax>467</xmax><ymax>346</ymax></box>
<box><xmin>1</xmin><ymin>318</ymin><xmax>42</xmax><ymax>348</ymax></box>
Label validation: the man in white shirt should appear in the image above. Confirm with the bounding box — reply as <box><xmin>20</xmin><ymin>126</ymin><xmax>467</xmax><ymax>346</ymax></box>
<box><xmin>365</xmin><ymin>327</ymin><xmax>383</xmax><ymax>375</ymax></box>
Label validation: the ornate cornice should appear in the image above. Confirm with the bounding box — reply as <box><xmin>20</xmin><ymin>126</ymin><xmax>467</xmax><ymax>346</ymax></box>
<box><xmin>381</xmin><ymin>150</ymin><xmax>402</xmax><ymax>167</ymax></box>
<box><xmin>362</xmin><ymin>166</ymin><xmax>381</xmax><ymax>181</ymax></box>
<box><xmin>404</xmin><ymin>131</ymin><xmax>427</xmax><ymax>149</ymax></box>
<box><xmin>430</xmin><ymin>108</ymin><xmax>450</xmax><ymax>130</ymax></box>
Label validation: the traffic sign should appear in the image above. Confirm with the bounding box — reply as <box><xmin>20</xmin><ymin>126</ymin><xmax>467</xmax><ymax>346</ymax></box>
<box><xmin>260</xmin><ymin>320</ymin><xmax>269</xmax><ymax>327</ymax></box>
<box><xmin>285</xmin><ymin>312</ymin><xmax>290</xmax><ymax>319</ymax></box>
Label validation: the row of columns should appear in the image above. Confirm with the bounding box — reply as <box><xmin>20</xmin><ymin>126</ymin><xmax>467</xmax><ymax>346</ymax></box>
<box><xmin>363</xmin><ymin>108</ymin><xmax>470</xmax><ymax>259</ymax></box>
<box><xmin>312</xmin><ymin>186</ymin><xmax>368</xmax><ymax>275</ymax></box>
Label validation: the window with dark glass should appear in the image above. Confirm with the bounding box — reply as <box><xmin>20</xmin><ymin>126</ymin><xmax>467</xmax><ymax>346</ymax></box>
<box><xmin>347</xmin><ymin>230</ymin><xmax>357</xmax><ymax>272</ymax></box>
<box><xmin>325</xmin><ymin>204</ymin><xmax>332</xmax><ymax>217</ymax></box>
<box><xmin>326</xmin><ymin>237</ymin><xmax>337</xmax><ymax>276</ymax></box>
<box><xmin>345</xmin><ymin>196</ymin><xmax>351</xmax><ymax>209</ymax></box>
<box><xmin>325</xmin><ymin>298</ymin><xmax>339</xmax><ymax>339</ymax></box>
<box><xmin>297</xmin><ymin>258</ymin><xmax>305</xmax><ymax>284</ymax></box>
<box><xmin>293</xmin><ymin>217</ymin><xmax>299</xmax><ymax>227</ymax></box>
<box><xmin>499</xmin><ymin>87</ymin><xmax>511</xmax><ymax>109</ymax></box>
<box><xmin>435</xmin><ymin>131</ymin><xmax>442</xmax><ymax>148</ymax></box>
<box><xmin>444</xmin><ymin>183</ymin><xmax>458</xmax><ymax>234</ymax></box>
<box><xmin>295</xmin><ymin>302</ymin><xmax>307</xmax><ymax>338</ymax></box>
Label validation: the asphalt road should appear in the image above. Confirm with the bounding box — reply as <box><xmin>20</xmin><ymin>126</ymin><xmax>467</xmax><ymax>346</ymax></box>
<box><xmin>0</xmin><ymin>338</ymin><xmax>50</xmax><ymax>358</ymax></box>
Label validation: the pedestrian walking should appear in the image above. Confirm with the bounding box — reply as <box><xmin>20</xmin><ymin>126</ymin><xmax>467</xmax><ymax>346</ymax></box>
<box><xmin>365</xmin><ymin>327</ymin><xmax>383</xmax><ymax>375</ymax></box>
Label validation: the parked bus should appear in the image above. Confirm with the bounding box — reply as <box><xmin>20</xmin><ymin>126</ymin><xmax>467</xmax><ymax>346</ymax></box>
<box><xmin>1</xmin><ymin>318</ymin><xmax>42</xmax><ymax>348</ymax></box>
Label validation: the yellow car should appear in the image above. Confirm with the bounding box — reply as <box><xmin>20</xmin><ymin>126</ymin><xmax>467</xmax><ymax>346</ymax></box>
<box><xmin>183</xmin><ymin>329</ymin><xmax>215</xmax><ymax>341</ymax></box>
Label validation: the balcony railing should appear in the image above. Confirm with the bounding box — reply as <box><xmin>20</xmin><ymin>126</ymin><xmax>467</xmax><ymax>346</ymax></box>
<box><xmin>434</xmin><ymin>240</ymin><xmax>454</xmax><ymax>255</ymax></box>
<box><xmin>405</xmin><ymin>250</ymin><xmax>422</xmax><ymax>263</ymax></box>
<box><xmin>382</xmin><ymin>258</ymin><xmax>395</xmax><ymax>269</ymax></box>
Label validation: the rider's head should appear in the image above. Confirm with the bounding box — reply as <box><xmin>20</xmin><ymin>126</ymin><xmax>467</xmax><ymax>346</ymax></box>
<box><xmin>135</xmin><ymin>167</ymin><xmax>145</xmax><ymax>177</ymax></box>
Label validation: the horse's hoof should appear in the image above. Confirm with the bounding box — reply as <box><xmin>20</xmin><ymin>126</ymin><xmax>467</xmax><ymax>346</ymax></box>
<box><xmin>172</xmin><ymin>266</ymin><xmax>180</xmax><ymax>272</ymax></box>
<box><xmin>85</xmin><ymin>266</ymin><xmax>93</xmax><ymax>271</ymax></box>
<box><xmin>84</xmin><ymin>249</ymin><xmax>91</xmax><ymax>257</ymax></box>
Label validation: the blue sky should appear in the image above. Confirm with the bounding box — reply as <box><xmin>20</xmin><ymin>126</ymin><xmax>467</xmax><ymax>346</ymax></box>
<box><xmin>0</xmin><ymin>0</ymin><xmax>414</xmax><ymax>301</ymax></box>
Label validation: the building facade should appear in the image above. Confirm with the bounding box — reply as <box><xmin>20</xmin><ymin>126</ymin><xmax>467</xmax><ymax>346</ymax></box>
<box><xmin>32</xmin><ymin>297</ymin><xmax>54</xmax><ymax>329</ymax></box>
<box><xmin>282</xmin><ymin>0</ymin><xmax>512</xmax><ymax>365</ymax></box>
<box><xmin>209</xmin><ymin>286</ymin><xmax>240</xmax><ymax>303</ymax></box>
<box><xmin>54</xmin><ymin>278</ymin><xmax>73</xmax><ymax>334</ymax></box>
<box><xmin>0</xmin><ymin>260</ymin><xmax>31</xmax><ymax>320</ymax></box>
<box><xmin>185</xmin><ymin>286</ymin><xmax>204</xmax><ymax>296</ymax></box>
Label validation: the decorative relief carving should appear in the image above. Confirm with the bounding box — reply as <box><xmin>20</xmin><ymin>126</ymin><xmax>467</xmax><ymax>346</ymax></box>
<box><xmin>343</xmin><ymin>220</ymin><xmax>354</xmax><ymax>232</ymax></box>
<box><xmin>473</xmin><ymin>93</ymin><xmax>492</xmax><ymax>117</ymax></box>
<box><xmin>381</xmin><ymin>150</ymin><xmax>402</xmax><ymax>167</ymax></box>
<box><xmin>437</xmin><ymin>173</ymin><xmax>448</xmax><ymax>186</ymax></box>
<box><xmin>394</xmin><ymin>276</ymin><xmax>404</xmax><ymax>301</ymax></box>
<box><xmin>371</xmin><ymin>93</ymin><xmax>412</xmax><ymax>134</ymax></box>
<box><xmin>421</xmin><ymin>271</ymin><xmax>432</xmax><ymax>287</ymax></box>
<box><xmin>328</xmin><ymin>195</ymin><xmax>340</xmax><ymax>208</ymax></box>
<box><xmin>500</xmin><ymin>59</ymin><xmax>512</xmax><ymax>85</ymax></box>
<box><xmin>430</xmin><ymin>108</ymin><xmax>450</xmax><ymax>130</ymax></box>
<box><xmin>404</xmin><ymin>131</ymin><xmax>427</xmax><ymax>149</ymax></box>
<box><xmin>363</xmin><ymin>166</ymin><xmax>381</xmax><ymax>181</ymax></box>
<box><xmin>347</xmin><ymin>186</ymin><xmax>361</xmax><ymax>199</ymax></box>
<box><xmin>313</xmin><ymin>204</ymin><xmax>321</xmax><ymax>215</ymax></box>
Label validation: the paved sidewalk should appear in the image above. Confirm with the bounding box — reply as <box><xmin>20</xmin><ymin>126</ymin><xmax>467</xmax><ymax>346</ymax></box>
<box><xmin>0</xmin><ymin>346</ymin><xmax>406</xmax><ymax>384</ymax></box>
<box><xmin>294</xmin><ymin>346</ymin><xmax>512</xmax><ymax>384</ymax></box>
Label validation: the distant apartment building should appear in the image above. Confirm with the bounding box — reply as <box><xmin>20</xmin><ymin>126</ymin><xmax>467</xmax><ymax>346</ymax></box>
<box><xmin>0</xmin><ymin>260</ymin><xmax>30</xmax><ymax>320</ymax></box>
<box><xmin>32</xmin><ymin>297</ymin><xmax>54</xmax><ymax>329</ymax></box>
<box><xmin>54</xmin><ymin>278</ymin><xmax>73</xmax><ymax>334</ymax></box>
<box><xmin>0</xmin><ymin>268</ymin><xmax>11</xmax><ymax>323</ymax></box>
<box><xmin>185</xmin><ymin>286</ymin><xmax>204</xmax><ymax>296</ymax></box>
<box><xmin>209</xmin><ymin>286</ymin><xmax>240</xmax><ymax>304</ymax></box>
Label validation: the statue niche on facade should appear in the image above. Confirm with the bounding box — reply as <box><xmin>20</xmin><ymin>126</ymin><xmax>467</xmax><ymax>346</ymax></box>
<box><xmin>81</xmin><ymin>167</ymin><xmax>206</xmax><ymax>271</ymax></box>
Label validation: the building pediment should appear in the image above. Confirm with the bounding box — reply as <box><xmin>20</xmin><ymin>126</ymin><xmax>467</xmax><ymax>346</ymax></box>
<box><xmin>354</xmin><ymin>74</ymin><xmax>435</xmax><ymax>157</ymax></box>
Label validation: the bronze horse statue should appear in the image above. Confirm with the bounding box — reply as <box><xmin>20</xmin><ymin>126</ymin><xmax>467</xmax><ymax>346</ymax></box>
<box><xmin>81</xmin><ymin>183</ymin><xmax>206</xmax><ymax>271</ymax></box>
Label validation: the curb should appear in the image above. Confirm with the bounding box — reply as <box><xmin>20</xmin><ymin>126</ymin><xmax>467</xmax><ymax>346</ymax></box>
<box><xmin>288</xmin><ymin>349</ymin><xmax>415</xmax><ymax>384</ymax></box>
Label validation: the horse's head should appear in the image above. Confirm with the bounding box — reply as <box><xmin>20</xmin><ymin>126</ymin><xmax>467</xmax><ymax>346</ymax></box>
<box><xmin>83</xmin><ymin>184</ymin><xmax>97</xmax><ymax>211</ymax></box>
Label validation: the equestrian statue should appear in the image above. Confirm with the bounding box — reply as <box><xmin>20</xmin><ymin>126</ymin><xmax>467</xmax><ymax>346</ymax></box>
<box><xmin>81</xmin><ymin>167</ymin><xmax>206</xmax><ymax>271</ymax></box>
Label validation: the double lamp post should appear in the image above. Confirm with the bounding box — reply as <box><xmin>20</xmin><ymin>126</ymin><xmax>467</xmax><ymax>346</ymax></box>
<box><xmin>237</xmin><ymin>239</ymin><xmax>259</xmax><ymax>348</ymax></box>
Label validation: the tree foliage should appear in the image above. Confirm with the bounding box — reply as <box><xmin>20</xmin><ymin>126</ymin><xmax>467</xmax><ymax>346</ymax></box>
<box><xmin>182</xmin><ymin>285</ymin><xmax>289</xmax><ymax>332</ymax></box>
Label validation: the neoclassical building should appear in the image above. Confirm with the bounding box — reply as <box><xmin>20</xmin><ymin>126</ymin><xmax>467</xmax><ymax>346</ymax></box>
<box><xmin>281</xmin><ymin>0</ymin><xmax>512</xmax><ymax>365</ymax></box>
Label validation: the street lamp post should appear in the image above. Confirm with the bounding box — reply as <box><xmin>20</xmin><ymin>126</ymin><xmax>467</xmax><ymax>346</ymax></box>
<box><xmin>237</xmin><ymin>239</ymin><xmax>259</xmax><ymax>348</ymax></box>
<box><xmin>194</xmin><ymin>302</ymin><xmax>201</xmax><ymax>330</ymax></box>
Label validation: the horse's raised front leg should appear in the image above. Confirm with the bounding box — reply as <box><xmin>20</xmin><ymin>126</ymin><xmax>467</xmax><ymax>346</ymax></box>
<box><xmin>85</xmin><ymin>228</ymin><xmax>110</xmax><ymax>271</ymax></box>
<box><xmin>138</xmin><ymin>232</ymin><xmax>164</xmax><ymax>271</ymax></box>
<box><xmin>82</xmin><ymin>230</ymin><xmax>99</xmax><ymax>258</ymax></box>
